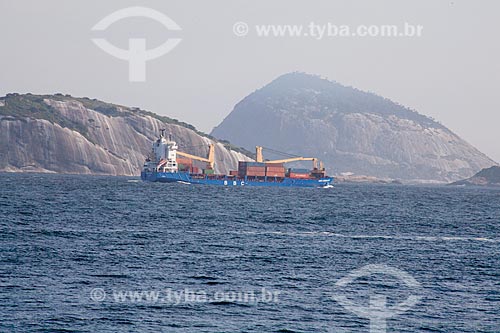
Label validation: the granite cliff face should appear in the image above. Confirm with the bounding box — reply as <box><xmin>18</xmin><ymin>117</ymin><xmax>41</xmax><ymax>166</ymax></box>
<box><xmin>212</xmin><ymin>73</ymin><xmax>496</xmax><ymax>183</ymax></box>
<box><xmin>0</xmin><ymin>94</ymin><xmax>251</xmax><ymax>176</ymax></box>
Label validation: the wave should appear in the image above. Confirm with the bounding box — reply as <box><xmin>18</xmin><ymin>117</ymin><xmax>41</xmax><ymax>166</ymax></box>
<box><xmin>241</xmin><ymin>231</ymin><xmax>500</xmax><ymax>243</ymax></box>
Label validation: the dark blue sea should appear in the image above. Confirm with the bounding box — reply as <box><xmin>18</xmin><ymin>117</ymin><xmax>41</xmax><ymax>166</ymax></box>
<box><xmin>1</xmin><ymin>173</ymin><xmax>499</xmax><ymax>332</ymax></box>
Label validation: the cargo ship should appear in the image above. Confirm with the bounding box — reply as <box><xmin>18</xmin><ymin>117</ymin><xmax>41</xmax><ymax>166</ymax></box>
<box><xmin>141</xmin><ymin>130</ymin><xmax>333</xmax><ymax>187</ymax></box>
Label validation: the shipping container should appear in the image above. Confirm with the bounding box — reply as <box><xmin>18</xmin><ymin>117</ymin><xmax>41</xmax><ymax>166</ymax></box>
<box><xmin>246</xmin><ymin>172</ymin><xmax>266</xmax><ymax>177</ymax></box>
<box><xmin>191</xmin><ymin>166</ymin><xmax>200</xmax><ymax>174</ymax></box>
<box><xmin>177</xmin><ymin>157</ymin><xmax>193</xmax><ymax>165</ymax></box>
<box><xmin>266</xmin><ymin>165</ymin><xmax>285</xmax><ymax>177</ymax></box>
<box><xmin>266</xmin><ymin>174</ymin><xmax>285</xmax><ymax>178</ymax></box>
<box><xmin>246</xmin><ymin>166</ymin><xmax>266</xmax><ymax>171</ymax></box>
<box><xmin>239</xmin><ymin>161</ymin><xmax>267</xmax><ymax>177</ymax></box>
<box><xmin>266</xmin><ymin>167</ymin><xmax>285</xmax><ymax>172</ymax></box>
<box><xmin>289</xmin><ymin>173</ymin><xmax>312</xmax><ymax>179</ymax></box>
<box><xmin>246</xmin><ymin>170</ymin><xmax>266</xmax><ymax>174</ymax></box>
<box><xmin>266</xmin><ymin>168</ymin><xmax>285</xmax><ymax>172</ymax></box>
<box><xmin>229</xmin><ymin>170</ymin><xmax>238</xmax><ymax>176</ymax></box>
<box><xmin>203</xmin><ymin>169</ymin><xmax>215</xmax><ymax>175</ymax></box>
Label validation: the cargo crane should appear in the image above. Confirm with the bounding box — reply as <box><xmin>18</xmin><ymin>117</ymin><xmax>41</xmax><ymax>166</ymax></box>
<box><xmin>255</xmin><ymin>146</ymin><xmax>326</xmax><ymax>178</ymax></box>
<box><xmin>177</xmin><ymin>144</ymin><xmax>215</xmax><ymax>170</ymax></box>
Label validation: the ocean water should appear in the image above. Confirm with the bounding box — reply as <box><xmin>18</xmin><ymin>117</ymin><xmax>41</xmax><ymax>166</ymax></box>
<box><xmin>1</xmin><ymin>173</ymin><xmax>499</xmax><ymax>333</ymax></box>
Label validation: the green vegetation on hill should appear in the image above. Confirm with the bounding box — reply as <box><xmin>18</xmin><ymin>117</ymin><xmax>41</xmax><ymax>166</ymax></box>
<box><xmin>0</xmin><ymin>93</ymin><xmax>91</xmax><ymax>139</ymax></box>
<box><xmin>0</xmin><ymin>93</ymin><xmax>200</xmax><ymax>131</ymax></box>
<box><xmin>0</xmin><ymin>93</ymin><xmax>254</xmax><ymax>158</ymax></box>
<box><xmin>70</xmin><ymin>95</ymin><xmax>199</xmax><ymax>131</ymax></box>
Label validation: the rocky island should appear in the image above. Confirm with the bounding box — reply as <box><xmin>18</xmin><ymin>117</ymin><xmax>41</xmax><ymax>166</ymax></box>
<box><xmin>450</xmin><ymin>166</ymin><xmax>500</xmax><ymax>186</ymax></box>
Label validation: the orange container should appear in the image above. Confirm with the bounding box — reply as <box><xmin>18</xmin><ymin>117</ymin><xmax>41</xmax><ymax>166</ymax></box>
<box><xmin>246</xmin><ymin>172</ymin><xmax>266</xmax><ymax>177</ymax></box>
<box><xmin>267</xmin><ymin>174</ymin><xmax>285</xmax><ymax>178</ymax></box>
<box><xmin>177</xmin><ymin>157</ymin><xmax>193</xmax><ymax>166</ymax></box>
<box><xmin>247</xmin><ymin>166</ymin><xmax>265</xmax><ymax>171</ymax></box>
<box><xmin>289</xmin><ymin>173</ymin><xmax>311</xmax><ymax>179</ymax></box>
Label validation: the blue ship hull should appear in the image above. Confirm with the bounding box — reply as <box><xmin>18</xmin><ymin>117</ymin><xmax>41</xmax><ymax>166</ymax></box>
<box><xmin>141</xmin><ymin>171</ymin><xmax>333</xmax><ymax>188</ymax></box>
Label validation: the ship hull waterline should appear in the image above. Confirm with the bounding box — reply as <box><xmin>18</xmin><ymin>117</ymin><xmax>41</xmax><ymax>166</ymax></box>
<box><xmin>141</xmin><ymin>171</ymin><xmax>333</xmax><ymax>188</ymax></box>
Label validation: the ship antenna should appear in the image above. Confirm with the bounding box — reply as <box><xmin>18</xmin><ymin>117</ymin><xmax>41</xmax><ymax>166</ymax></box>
<box><xmin>160</xmin><ymin>129</ymin><xmax>166</xmax><ymax>137</ymax></box>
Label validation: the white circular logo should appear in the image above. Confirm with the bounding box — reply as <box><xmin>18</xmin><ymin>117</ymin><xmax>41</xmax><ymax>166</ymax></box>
<box><xmin>233</xmin><ymin>22</ymin><xmax>249</xmax><ymax>37</ymax></box>
<box><xmin>90</xmin><ymin>288</ymin><xmax>106</xmax><ymax>302</ymax></box>
<box><xmin>332</xmin><ymin>264</ymin><xmax>422</xmax><ymax>332</ymax></box>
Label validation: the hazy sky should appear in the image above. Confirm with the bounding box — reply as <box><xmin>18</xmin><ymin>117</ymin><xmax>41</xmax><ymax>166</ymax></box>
<box><xmin>1</xmin><ymin>0</ymin><xmax>499</xmax><ymax>162</ymax></box>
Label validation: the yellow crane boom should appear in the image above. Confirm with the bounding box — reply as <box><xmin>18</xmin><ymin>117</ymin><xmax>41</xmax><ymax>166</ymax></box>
<box><xmin>177</xmin><ymin>144</ymin><xmax>215</xmax><ymax>169</ymax></box>
<box><xmin>255</xmin><ymin>146</ymin><xmax>322</xmax><ymax>169</ymax></box>
<box><xmin>264</xmin><ymin>157</ymin><xmax>318</xmax><ymax>169</ymax></box>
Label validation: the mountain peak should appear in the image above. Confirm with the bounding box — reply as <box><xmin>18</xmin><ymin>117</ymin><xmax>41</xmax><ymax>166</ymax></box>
<box><xmin>248</xmin><ymin>72</ymin><xmax>442</xmax><ymax>129</ymax></box>
<box><xmin>212</xmin><ymin>73</ymin><xmax>495</xmax><ymax>182</ymax></box>
<box><xmin>269</xmin><ymin>71</ymin><xmax>334</xmax><ymax>85</ymax></box>
<box><xmin>259</xmin><ymin>72</ymin><xmax>341</xmax><ymax>94</ymax></box>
